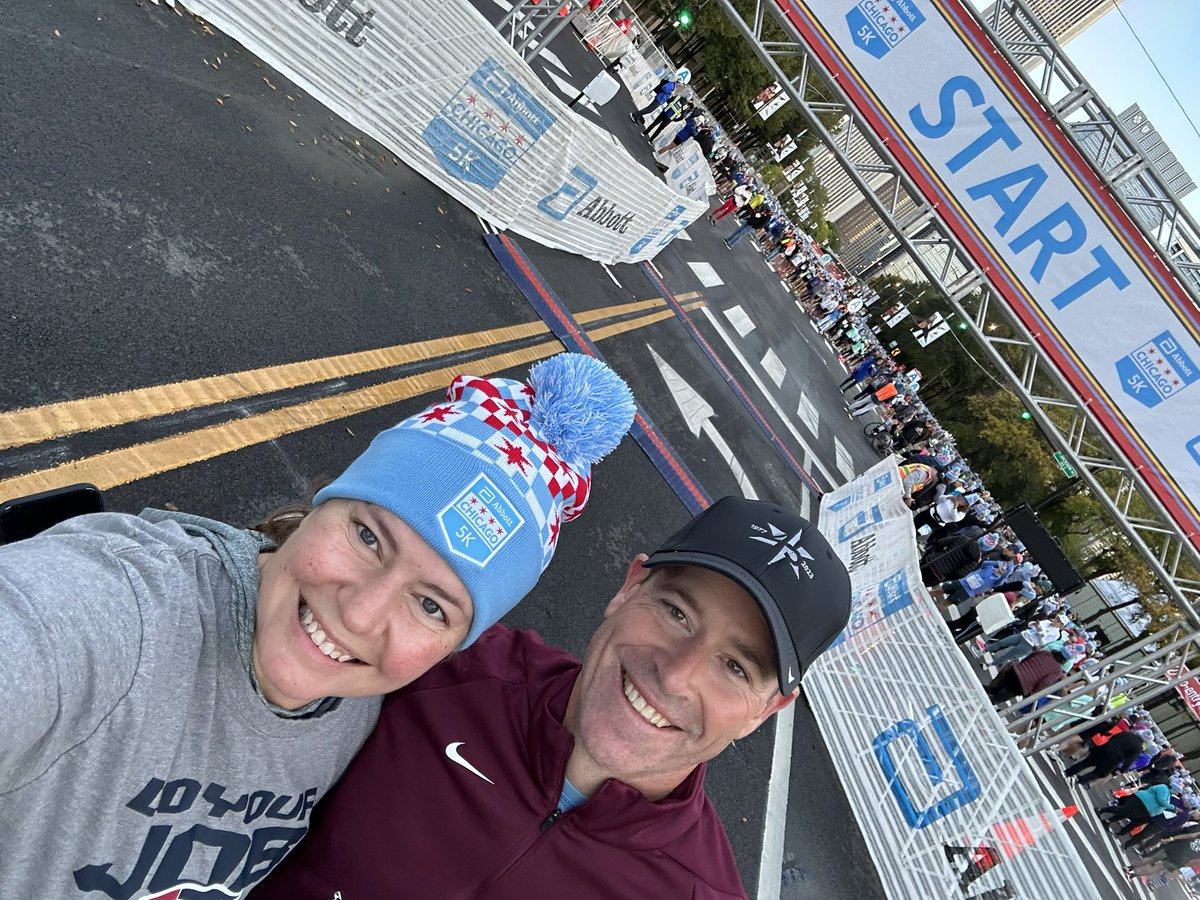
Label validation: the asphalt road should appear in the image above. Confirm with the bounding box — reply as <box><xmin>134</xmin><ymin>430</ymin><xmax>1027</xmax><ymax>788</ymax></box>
<box><xmin>1</xmin><ymin>2</ymin><xmax>885</xmax><ymax>897</ymax></box>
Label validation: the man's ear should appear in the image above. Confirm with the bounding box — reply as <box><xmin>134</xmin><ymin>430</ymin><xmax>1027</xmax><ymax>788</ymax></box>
<box><xmin>737</xmin><ymin>687</ymin><xmax>799</xmax><ymax>740</ymax></box>
<box><xmin>604</xmin><ymin>554</ymin><xmax>651</xmax><ymax>618</ymax></box>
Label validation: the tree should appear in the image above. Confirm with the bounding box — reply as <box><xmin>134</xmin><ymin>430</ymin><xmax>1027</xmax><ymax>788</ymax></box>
<box><xmin>1141</xmin><ymin>594</ymin><xmax>1185</xmax><ymax>632</ymax></box>
<box><xmin>1082</xmin><ymin>538</ymin><xmax>1157</xmax><ymax>597</ymax></box>
<box><xmin>1039</xmin><ymin>490</ymin><xmax>1104</xmax><ymax>540</ymax></box>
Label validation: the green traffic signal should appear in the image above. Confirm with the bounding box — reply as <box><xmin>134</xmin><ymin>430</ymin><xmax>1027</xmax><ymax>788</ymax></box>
<box><xmin>1020</xmin><ymin>410</ymin><xmax>1032</xmax><ymax>420</ymax></box>
<box><xmin>957</xmin><ymin>321</ymin><xmax>968</xmax><ymax>330</ymax></box>
<box><xmin>677</xmin><ymin>8</ymin><xmax>693</xmax><ymax>27</ymax></box>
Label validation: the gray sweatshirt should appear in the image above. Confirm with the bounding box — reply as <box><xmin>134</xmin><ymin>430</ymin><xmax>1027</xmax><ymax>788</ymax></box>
<box><xmin>0</xmin><ymin>511</ymin><xmax>382</xmax><ymax>899</ymax></box>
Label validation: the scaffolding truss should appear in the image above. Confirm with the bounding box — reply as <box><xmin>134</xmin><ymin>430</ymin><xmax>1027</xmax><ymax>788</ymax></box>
<box><xmin>713</xmin><ymin>0</ymin><xmax>1200</xmax><ymax>621</ymax></box>
<box><xmin>498</xmin><ymin>0</ymin><xmax>584</xmax><ymax>59</ymax></box>
<box><xmin>710</xmin><ymin>0</ymin><xmax>1200</xmax><ymax>737</ymax></box>
<box><xmin>977</xmin><ymin>0</ymin><xmax>1200</xmax><ymax>294</ymax></box>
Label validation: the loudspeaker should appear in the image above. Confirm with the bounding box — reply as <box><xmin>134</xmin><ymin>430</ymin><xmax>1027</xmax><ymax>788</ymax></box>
<box><xmin>1003</xmin><ymin>504</ymin><xmax>1084</xmax><ymax>594</ymax></box>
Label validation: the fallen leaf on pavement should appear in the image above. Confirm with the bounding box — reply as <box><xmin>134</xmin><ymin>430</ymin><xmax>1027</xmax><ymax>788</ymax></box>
<box><xmin>215</xmin><ymin>97</ymin><xmax>224</xmax><ymax>105</ymax></box>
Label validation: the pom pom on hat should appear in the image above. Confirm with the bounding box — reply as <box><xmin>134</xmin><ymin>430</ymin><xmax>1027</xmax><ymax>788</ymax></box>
<box><xmin>314</xmin><ymin>353</ymin><xmax>635</xmax><ymax>649</ymax></box>
<box><xmin>528</xmin><ymin>354</ymin><xmax>635</xmax><ymax>469</ymax></box>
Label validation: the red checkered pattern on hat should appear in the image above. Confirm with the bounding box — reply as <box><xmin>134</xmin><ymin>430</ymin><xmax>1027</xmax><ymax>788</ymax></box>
<box><xmin>447</xmin><ymin>372</ymin><xmax>592</xmax><ymax>530</ymax></box>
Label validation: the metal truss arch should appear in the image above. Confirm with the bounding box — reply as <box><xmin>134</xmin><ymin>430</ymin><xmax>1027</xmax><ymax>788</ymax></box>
<box><xmin>711</xmin><ymin>1</ymin><xmax>1200</xmax><ymax>626</ymax></box>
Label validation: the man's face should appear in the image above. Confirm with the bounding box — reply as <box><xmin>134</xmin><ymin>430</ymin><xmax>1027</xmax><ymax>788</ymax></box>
<box><xmin>254</xmin><ymin>500</ymin><xmax>472</xmax><ymax>709</ymax></box>
<box><xmin>564</xmin><ymin>558</ymin><xmax>795</xmax><ymax>800</ymax></box>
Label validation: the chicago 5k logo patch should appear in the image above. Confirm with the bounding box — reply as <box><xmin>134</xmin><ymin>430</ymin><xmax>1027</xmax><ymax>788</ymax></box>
<box><xmin>439</xmin><ymin>475</ymin><xmax>524</xmax><ymax>566</ymax></box>
<box><xmin>846</xmin><ymin>0</ymin><xmax>926</xmax><ymax>60</ymax></box>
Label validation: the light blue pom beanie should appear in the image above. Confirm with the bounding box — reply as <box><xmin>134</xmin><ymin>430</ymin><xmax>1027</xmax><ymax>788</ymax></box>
<box><xmin>313</xmin><ymin>353</ymin><xmax>636</xmax><ymax>647</ymax></box>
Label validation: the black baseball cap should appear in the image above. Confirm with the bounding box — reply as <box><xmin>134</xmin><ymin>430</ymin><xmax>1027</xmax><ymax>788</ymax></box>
<box><xmin>643</xmin><ymin>497</ymin><xmax>851</xmax><ymax>695</ymax></box>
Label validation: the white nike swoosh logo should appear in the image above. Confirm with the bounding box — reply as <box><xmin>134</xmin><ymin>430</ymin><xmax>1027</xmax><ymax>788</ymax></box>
<box><xmin>444</xmin><ymin>741</ymin><xmax>494</xmax><ymax>784</ymax></box>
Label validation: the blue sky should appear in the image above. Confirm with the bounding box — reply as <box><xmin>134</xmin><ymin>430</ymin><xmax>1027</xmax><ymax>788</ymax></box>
<box><xmin>1066</xmin><ymin>0</ymin><xmax>1200</xmax><ymax>218</ymax></box>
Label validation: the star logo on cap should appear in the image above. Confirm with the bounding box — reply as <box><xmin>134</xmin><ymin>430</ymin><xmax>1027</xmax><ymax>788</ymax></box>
<box><xmin>749</xmin><ymin>523</ymin><xmax>814</xmax><ymax>580</ymax></box>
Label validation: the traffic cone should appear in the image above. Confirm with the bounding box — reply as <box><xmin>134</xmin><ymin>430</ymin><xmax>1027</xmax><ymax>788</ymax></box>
<box><xmin>987</xmin><ymin>805</ymin><xmax>1079</xmax><ymax>859</ymax></box>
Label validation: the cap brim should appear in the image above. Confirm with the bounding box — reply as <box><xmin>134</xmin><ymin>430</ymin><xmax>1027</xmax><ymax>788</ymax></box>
<box><xmin>644</xmin><ymin>550</ymin><xmax>801</xmax><ymax>695</ymax></box>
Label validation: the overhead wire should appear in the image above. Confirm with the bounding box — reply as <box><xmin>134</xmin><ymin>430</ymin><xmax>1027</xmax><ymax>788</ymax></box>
<box><xmin>1107</xmin><ymin>0</ymin><xmax>1200</xmax><ymax>148</ymax></box>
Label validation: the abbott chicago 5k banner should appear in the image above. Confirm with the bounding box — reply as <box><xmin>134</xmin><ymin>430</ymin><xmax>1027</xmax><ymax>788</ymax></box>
<box><xmin>179</xmin><ymin>0</ymin><xmax>707</xmax><ymax>265</ymax></box>
<box><xmin>774</xmin><ymin>0</ymin><xmax>1200</xmax><ymax>551</ymax></box>
<box><xmin>809</xmin><ymin>460</ymin><xmax>1095</xmax><ymax>899</ymax></box>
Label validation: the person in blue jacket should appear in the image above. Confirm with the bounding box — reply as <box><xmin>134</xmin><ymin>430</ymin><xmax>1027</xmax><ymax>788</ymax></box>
<box><xmin>630</xmin><ymin>75</ymin><xmax>678</xmax><ymax>122</ymax></box>
<box><xmin>839</xmin><ymin>353</ymin><xmax>882</xmax><ymax>392</ymax></box>
<box><xmin>1098</xmin><ymin>782</ymin><xmax>1175</xmax><ymax>837</ymax></box>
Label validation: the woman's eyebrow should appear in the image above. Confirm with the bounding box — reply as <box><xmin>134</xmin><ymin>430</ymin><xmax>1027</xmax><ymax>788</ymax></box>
<box><xmin>364</xmin><ymin>505</ymin><xmax>472</xmax><ymax>613</ymax></box>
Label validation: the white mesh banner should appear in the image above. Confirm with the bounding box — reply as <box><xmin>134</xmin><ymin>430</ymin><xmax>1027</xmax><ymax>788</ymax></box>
<box><xmin>179</xmin><ymin>0</ymin><xmax>707</xmax><ymax>264</ymax></box>
<box><xmin>810</xmin><ymin>459</ymin><xmax>1094</xmax><ymax>898</ymax></box>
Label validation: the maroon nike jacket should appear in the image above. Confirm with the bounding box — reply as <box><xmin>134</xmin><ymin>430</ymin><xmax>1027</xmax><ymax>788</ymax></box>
<box><xmin>252</xmin><ymin>625</ymin><xmax>748</xmax><ymax>899</ymax></box>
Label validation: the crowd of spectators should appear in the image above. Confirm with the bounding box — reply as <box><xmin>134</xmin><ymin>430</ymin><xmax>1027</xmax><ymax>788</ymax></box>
<box><xmin>696</xmin><ymin>155</ymin><xmax>1199</xmax><ymax>892</ymax></box>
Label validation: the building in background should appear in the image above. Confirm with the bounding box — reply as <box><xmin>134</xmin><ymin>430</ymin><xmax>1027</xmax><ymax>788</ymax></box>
<box><xmin>980</xmin><ymin>0</ymin><xmax>1121</xmax><ymax>46</ymax></box>
<box><xmin>1072</xmin><ymin>103</ymin><xmax>1196</xmax><ymax>239</ymax></box>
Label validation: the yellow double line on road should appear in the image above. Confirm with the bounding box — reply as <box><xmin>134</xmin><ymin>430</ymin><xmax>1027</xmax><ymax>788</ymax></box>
<box><xmin>0</xmin><ymin>293</ymin><xmax>702</xmax><ymax>497</ymax></box>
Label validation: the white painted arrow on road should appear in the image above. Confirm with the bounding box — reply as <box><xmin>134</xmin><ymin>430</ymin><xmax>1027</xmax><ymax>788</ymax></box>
<box><xmin>648</xmin><ymin>345</ymin><xmax>759</xmax><ymax>500</ymax></box>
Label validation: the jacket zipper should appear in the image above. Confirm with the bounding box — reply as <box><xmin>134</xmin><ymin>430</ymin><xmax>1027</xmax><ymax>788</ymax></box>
<box><xmin>473</xmin><ymin>805</ymin><xmax>564</xmax><ymax>896</ymax></box>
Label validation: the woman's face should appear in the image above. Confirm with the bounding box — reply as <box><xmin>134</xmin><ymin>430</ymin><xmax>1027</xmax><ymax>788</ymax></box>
<box><xmin>253</xmin><ymin>499</ymin><xmax>472</xmax><ymax>709</ymax></box>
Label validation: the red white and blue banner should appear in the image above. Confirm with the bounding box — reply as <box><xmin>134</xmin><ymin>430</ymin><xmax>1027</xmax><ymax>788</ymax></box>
<box><xmin>811</xmin><ymin>460</ymin><xmax>1094</xmax><ymax>898</ymax></box>
<box><xmin>778</xmin><ymin>0</ymin><xmax>1200</xmax><ymax>550</ymax></box>
<box><xmin>178</xmin><ymin>0</ymin><xmax>707</xmax><ymax>264</ymax></box>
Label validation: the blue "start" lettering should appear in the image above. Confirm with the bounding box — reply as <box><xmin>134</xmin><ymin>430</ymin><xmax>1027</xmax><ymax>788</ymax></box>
<box><xmin>908</xmin><ymin>74</ymin><xmax>1131</xmax><ymax>310</ymax></box>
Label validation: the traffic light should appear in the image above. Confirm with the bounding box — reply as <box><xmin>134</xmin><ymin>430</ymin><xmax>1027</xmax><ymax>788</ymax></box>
<box><xmin>675</xmin><ymin>6</ymin><xmax>693</xmax><ymax>27</ymax></box>
<box><xmin>957</xmin><ymin>320</ymin><xmax>968</xmax><ymax>330</ymax></box>
<box><xmin>1020</xmin><ymin>410</ymin><xmax>1032</xmax><ymax>420</ymax></box>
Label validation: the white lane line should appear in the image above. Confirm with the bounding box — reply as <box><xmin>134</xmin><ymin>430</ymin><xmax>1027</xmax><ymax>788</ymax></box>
<box><xmin>540</xmin><ymin>69</ymin><xmax>600</xmax><ymax>116</ymax></box>
<box><xmin>1026</xmin><ymin>761</ymin><xmax>1147</xmax><ymax>899</ymax></box>
<box><xmin>757</xmin><ymin>702</ymin><xmax>795</xmax><ymax>900</ymax></box>
<box><xmin>723</xmin><ymin>305</ymin><xmax>756</xmax><ymax>337</ymax></box>
<box><xmin>600</xmin><ymin>263</ymin><xmax>622</xmax><ymax>288</ymax></box>
<box><xmin>761</xmin><ymin>349</ymin><xmax>786</xmax><ymax>388</ymax></box>
<box><xmin>699</xmin><ymin>306</ymin><xmax>836</xmax><ymax>487</ymax></box>
<box><xmin>674</xmin><ymin>230</ymin><xmax>692</xmax><ymax>242</ymax></box>
<box><xmin>705</xmin><ymin>422</ymin><xmax>760</xmax><ymax>499</ymax></box>
<box><xmin>686</xmin><ymin>261</ymin><xmax>724</xmax><ymax>287</ymax></box>
<box><xmin>799</xmin><ymin>489</ymin><xmax>813</xmax><ymax>520</ymax></box>
<box><xmin>834</xmin><ymin>436</ymin><xmax>854</xmax><ymax>480</ymax></box>
<box><xmin>796</xmin><ymin>393</ymin><xmax>819</xmax><ymax>435</ymax></box>
<box><xmin>538</xmin><ymin>48</ymin><xmax>569</xmax><ymax>74</ymax></box>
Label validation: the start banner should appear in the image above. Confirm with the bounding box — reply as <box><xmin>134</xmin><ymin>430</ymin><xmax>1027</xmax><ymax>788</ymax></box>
<box><xmin>776</xmin><ymin>0</ymin><xmax>1200</xmax><ymax>549</ymax></box>
<box><xmin>179</xmin><ymin>0</ymin><xmax>706</xmax><ymax>264</ymax></box>
<box><xmin>809</xmin><ymin>460</ymin><xmax>1094</xmax><ymax>899</ymax></box>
